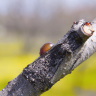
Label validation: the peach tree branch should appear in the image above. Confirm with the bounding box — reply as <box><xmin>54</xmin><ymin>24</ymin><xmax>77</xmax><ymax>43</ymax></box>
<box><xmin>0</xmin><ymin>19</ymin><xmax>96</xmax><ymax>96</ymax></box>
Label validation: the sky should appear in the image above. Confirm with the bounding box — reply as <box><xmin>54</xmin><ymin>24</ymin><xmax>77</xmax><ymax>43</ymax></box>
<box><xmin>0</xmin><ymin>0</ymin><xmax>95</xmax><ymax>15</ymax></box>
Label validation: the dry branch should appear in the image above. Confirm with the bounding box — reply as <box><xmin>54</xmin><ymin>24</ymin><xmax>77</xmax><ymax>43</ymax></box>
<box><xmin>0</xmin><ymin>19</ymin><xmax>96</xmax><ymax>96</ymax></box>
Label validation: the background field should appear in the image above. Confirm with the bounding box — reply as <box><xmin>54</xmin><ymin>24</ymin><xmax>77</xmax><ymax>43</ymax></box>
<box><xmin>0</xmin><ymin>0</ymin><xmax>96</xmax><ymax>96</ymax></box>
<box><xmin>0</xmin><ymin>45</ymin><xmax>96</xmax><ymax>96</ymax></box>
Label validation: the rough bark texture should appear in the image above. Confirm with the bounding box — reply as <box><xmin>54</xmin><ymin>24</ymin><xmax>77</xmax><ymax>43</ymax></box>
<box><xmin>0</xmin><ymin>19</ymin><xmax>96</xmax><ymax>96</ymax></box>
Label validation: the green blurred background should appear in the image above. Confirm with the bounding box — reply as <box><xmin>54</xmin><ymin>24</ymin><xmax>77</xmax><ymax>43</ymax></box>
<box><xmin>0</xmin><ymin>0</ymin><xmax>96</xmax><ymax>96</ymax></box>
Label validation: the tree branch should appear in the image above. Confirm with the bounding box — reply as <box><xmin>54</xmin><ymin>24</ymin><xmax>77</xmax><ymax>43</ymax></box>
<box><xmin>0</xmin><ymin>19</ymin><xmax>96</xmax><ymax>96</ymax></box>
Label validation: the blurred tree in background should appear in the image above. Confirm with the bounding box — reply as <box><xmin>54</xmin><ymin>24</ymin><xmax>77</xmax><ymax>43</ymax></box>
<box><xmin>0</xmin><ymin>0</ymin><xmax>96</xmax><ymax>54</ymax></box>
<box><xmin>0</xmin><ymin>0</ymin><xmax>96</xmax><ymax>96</ymax></box>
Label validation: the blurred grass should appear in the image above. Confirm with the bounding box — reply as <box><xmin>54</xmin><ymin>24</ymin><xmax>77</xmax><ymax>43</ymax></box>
<box><xmin>0</xmin><ymin>42</ymin><xmax>96</xmax><ymax>96</ymax></box>
<box><xmin>0</xmin><ymin>54</ymin><xmax>38</xmax><ymax>89</ymax></box>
